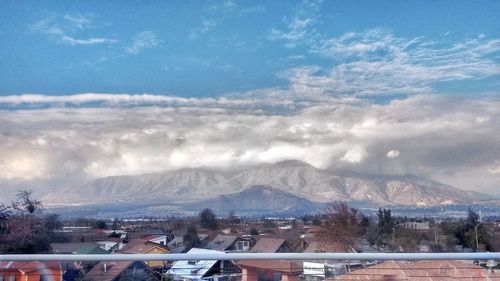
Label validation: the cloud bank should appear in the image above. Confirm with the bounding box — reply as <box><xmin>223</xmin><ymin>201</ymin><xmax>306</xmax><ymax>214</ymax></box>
<box><xmin>0</xmin><ymin>94</ymin><xmax>498</xmax><ymax>195</ymax></box>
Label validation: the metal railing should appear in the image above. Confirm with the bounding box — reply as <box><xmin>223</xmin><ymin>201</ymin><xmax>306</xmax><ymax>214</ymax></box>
<box><xmin>1</xmin><ymin>252</ymin><xmax>499</xmax><ymax>261</ymax></box>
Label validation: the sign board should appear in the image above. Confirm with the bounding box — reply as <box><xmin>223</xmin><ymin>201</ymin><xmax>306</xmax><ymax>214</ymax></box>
<box><xmin>303</xmin><ymin>262</ymin><xmax>326</xmax><ymax>277</ymax></box>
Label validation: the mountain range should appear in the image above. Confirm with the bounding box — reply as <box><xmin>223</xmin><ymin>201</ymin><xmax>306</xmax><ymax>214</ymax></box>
<box><xmin>40</xmin><ymin>160</ymin><xmax>492</xmax><ymax>214</ymax></box>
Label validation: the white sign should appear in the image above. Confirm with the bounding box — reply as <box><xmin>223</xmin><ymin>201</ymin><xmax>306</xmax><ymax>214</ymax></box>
<box><xmin>303</xmin><ymin>262</ymin><xmax>325</xmax><ymax>277</ymax></box>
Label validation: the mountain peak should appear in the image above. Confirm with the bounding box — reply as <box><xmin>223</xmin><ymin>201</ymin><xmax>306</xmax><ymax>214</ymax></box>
<box><xmin>272</xmin><ymin>159</ymin><xmax>317</xmax><ymax>169</ymax></box>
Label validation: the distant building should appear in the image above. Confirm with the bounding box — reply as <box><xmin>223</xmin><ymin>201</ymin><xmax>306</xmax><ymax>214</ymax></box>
<box><xmin>401</xmin><ymin>221</ymin><xmax>430</xmax><ymax>230</ymax></box>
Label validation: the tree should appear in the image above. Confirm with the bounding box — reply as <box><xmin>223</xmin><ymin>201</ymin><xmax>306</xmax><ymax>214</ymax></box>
<box><xmin>227</xmin><ymin>210</ymin><xmax>240</xmax><ymax>225</ymax></box>
<box><xmin>42</xmin><ymin>214</ymin><xmax>63</xmax><ymax>233</ymax></box>
<box><xmin>112</xmin><ymin>218</ymin><xmax>120</xmax><ymax>230</ymax></box>
<box><xmin>183</xmin><ymin>224</ymin><xmax>201</xmax><ymax>249</ymax></box>
<box><xmin>317</xmin><ymin>202</ymin><xmax>361</xmax><ymax>252</ymax></box>
<box><xmin>0</xmin><ymin>204</ymin><xmax>11</xmax><ymax>235</ymax></box>
<box><xmin>250</xmin><ymin>227</ymin><xmax>259</xmax><ymax>235</ymax></box>
<box><xmin>94</xmin><ymin>220</ymin><xmax>107</xmax><ymax>230</ymax></box>
<box><xmin>455</xmin><ymin>208</ymin><xmax>491</xmax><ymax>250</ymax></box>
<box><xmin>199</xmin><ymin>208</ymin><xmax>218</xmax><ymax>230</ymax></box>
<box><xmin>11</xmin><ymin>190</ymin><xmax>43</xmax><ymax>215</ymax></box>
<box><xmin>0</xmin><ymin>191</ymin><xmax>70</xmax><ymax>254</ymax></box>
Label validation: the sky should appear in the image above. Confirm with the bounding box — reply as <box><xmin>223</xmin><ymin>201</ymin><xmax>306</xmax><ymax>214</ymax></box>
<box><xmin>0</xmin><ymin>0</ymin><xmax>499</xmax><ymax>197</ymax></box>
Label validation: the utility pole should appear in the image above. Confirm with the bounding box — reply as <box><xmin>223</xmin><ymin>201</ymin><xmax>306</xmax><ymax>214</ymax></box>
<box><xmin>474</xmin><ymin>223</ymin><xmax>480</xmax><ymax>252</ymax></box>
<box><xmin>392</xmin><ymin>227</ymin><xmax>395</xmax><ymax>251</ymax></box>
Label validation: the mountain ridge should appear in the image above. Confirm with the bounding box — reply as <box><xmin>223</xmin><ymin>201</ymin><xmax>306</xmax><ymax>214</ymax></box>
<box><xmin>42</xmin><ymin>160</ymin><xmax>493</xmax><ymax>208</ymax></box>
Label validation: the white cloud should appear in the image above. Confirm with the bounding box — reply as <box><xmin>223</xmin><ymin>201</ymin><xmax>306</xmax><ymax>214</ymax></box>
<box><xmin>126</xmin><ymin>31</ymin><xmax>160</xmax><ymax>54</ymax></box>
<box><xmin>387</xmin><ymin>150</ymin><xmax>400</xmax><ymax>158</ymax></box>
<box><xmin>270</xmin><ymin>17</ymin><xmax>317</xmax><ymax>48</ymax></box>
<box><xmin>1</xmin><ymin>94</ymin><xmax>498</xmax><ymax>194</ymax></box>
<box><xmin>189</xmin><ymin>20</ymin><xmax>216</xmax><ymax>39</ymax></box>
<box><xmin>281</xmin><ymin>30</ymin><xmax>500</xmax><ymax>97</ymax></box>
<box><xmin>342</xmin><ymin>148</ymin><xmax>367</xmax><ymax>164</ymax></box>
<box><xmin>30</xmin><ymin>14</ymin><xmax>117</xmax><ymax>46</ymax></box>
<box><xmin>61</xmin><ymin>36</ymin><xmax>117</xmax><ymax>45</ymax></box>
<box><xmin>62</xmin><ymin>14</ymin><xmax>92</xmax><ymax>29</ymax></box>
<box><xmin>268</xmin><ymin>0</ymin><xmax>322</xmax><ymax>48</ymax></box>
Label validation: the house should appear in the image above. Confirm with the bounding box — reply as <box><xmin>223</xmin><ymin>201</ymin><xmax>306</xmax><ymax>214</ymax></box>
<box><xmin>167</xmin><ymin>248</ymin><xmax>241</xmax><ymax>281</ymax></box>
<box><xmin>0</xmin><ymin>261</ymin><xmax>63</xmax><ymax>281</ymax></box>
<box><xmin>250</xmin><ymin>238</ymin><xmax>293</xmax><ymax>253</ymax></box>
<box><xmin>142</xmin><ymin>234</ymin><xmax>168</xmax><ymax>246</ymax></box>
<box><xmin>335</xmin><ymin>260</ymin><xmax>497</xmax><ymax>280</ymax></box>
<box><xmin>238</xmin><ymin>260</ymin><xmax>302</xmax><ymax>281</ymax></box>
<box><xmin>118</xmin><ymin>239</ymin><xmax>170</xmax><ymax>268</ymax></box>
<box><xmin>96</xmin><ymin>240</ymin><xmax>121</xmax><ymax>252</ymax></box>
<box><xmin>102</xmin><ymin>229</ymin><xmax>128</xmax><ymax>236</ymax></box>
<box><xmin>167</xmin><ymin>234</ymin><xmax>211</xmax><ymax>253</ymax></box>
<box><xmin>206</xmin><ymin>234</ymin><xmax>254</xmax><ymax>252</ymax></box>
<box><xmin>86</xmin><ymin>261</ymin><xmax>158</xmax><ymax>281</ymax></box>
<box><xmin>51</xmin><ymin>242</ymin><xmax>110</xmax><ymax>254</ymax></box>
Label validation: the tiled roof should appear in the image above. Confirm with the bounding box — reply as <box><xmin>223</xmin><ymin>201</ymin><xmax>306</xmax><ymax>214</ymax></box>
<box><xmin>250</xmin><ymin>237</ymin><xmax>287</xmax><ymax>253</ymax></box>
<box><xmin>206</xmin><ymin>234</ymin><xmax>238</xmax><ymax>251</ymax></box>
<box><xmin>335</xmin><ymin>260</ymin><xmax>497</xmax><ymax>280</ymax></box>
<box><xmin>238</xmin><ymin>260</ymin><xmax>302</xmax><ymax>274</ymax></box>
<box><xmin>85</xmin><ymin>261</ymin><xmax>144</xmax><ymax>281</ymax></box>
<box><xmin>50</xmin><ymin>242</ymin><xmax>108</xmax><ymax>254</ymax></box>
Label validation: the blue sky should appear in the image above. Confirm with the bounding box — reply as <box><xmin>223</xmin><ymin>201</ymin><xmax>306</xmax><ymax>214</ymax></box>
<box><xmin>1</xmin><ymin>0</ymin><xmax>499</xmax><ymax>97</ymax></box>
<box><xmin>0</xmin><ymin>1</ymin><xmax>500</xmax><ymax>197</ymax></box>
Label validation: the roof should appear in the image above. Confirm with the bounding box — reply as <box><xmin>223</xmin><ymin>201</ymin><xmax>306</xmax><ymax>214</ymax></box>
<box><xmin>85</xmin><ymin>261</ymin><xmax>149</xmax><ymax>281</ymax></box>
<box><xmin>0</xmin><ymin>261</ymin><xmax>62</xmax><ymax>275</ymax></box>
<box><xmin>250</xmin><ymin>237</ymin><xmax>287</xmax><ymax>253</ymax></box>
<box><xmin>142</xmin><ymin>234</ymin><xmax>166</xmax><ymax>241</ymax></box>
<box><xmin>119</xmin><ymin>239</ymin><xmax>169</xmax><ymax>254</ymax></box>
<box><xmin>238</xmin><ymin>260</ymin><xmax>302</xmax><ymax>274</ymax></box>
<box><xmin>50</xmin><ymin>242</ymin><xmax>109</xmax><ymax>254</ymax></box>
<box><xmin>335</xmin><ymin>260</ymin><xmax>497</xmax><ymax>280</ymax></box>
<box><xmin>304</xmin><ymin>241</ymin><xmax>326</xmax><ymax>253</ymax></box>
<box><xmin>167</xmin><ymin>248</ymin><xmax>221</xmax><ymax>280</ymax></box>
<box><xmin>206</xmin><ymin>235</ymin><xmax>238</xmax><ymax>251</ymax></box>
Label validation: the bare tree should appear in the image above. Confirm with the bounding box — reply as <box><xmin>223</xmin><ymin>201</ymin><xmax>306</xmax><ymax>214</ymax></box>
<box><xmin>11</xmin><ymin>190</ymin><xmax>43</xmax><ymax>215</ymax></box>
<box><xmin>317</xmin><ymin>202</ymin><xmax>361</xmax><ymax>252</ymax></box>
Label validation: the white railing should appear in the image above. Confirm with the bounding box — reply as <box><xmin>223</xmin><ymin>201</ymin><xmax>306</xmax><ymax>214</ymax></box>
<box><xmin>0</xmin><ymin>252</ymin><xmax>499</xmax><ymax>261</ymax></box>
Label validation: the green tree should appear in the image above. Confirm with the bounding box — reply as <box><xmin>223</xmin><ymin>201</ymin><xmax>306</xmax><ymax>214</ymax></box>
<box><xmin>377</xmin><ymin>208</ymin><xmax>395</xmax><ymax>244</ymax></box>
<box><xmin>94</xmin><ymin>220</ymin><xmax>107</xmax><ymax>229</ymax></box>
<box><xmin>199</xmin><ymin>208</ymin><xmax>218</xmax><ymax>230</ymax></box>
<box><xmin>183</xmin><ymin>224</ymin><xmax>201</xmax><ymax>249</ymax></box>
<box><xmin>250</xmin><ymin>227</ymin><xmax>259</xmax><ymax>235</ymax></box>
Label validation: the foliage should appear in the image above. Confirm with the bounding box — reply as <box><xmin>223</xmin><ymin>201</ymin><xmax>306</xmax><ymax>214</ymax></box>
<box><xmin>109</xmin><ymin>231</ymin><xmax>121</xmax><ymax>238</ymax></box>
<box><xmin>112</xmin><ymin>218</ymin><xmax>120</xmax><ymax>230</ymax></box>
<box><xmin>183</xmin><ymin>224</ymin><xmax>201</xmax><ymax>249</ymax></box>
<box><xmin>262</xmin><ymin>219</ymin><xmax>275</xmax><ymax>228</ymax></box>
<box><xmin>0</xmin><ymin>190</ymin><xmax>68</xmax><ymax>254</ymax></box>
<box><xmin>250</xmin><ymin>227</ymin><xmax>259</xmax><ymax>235</ymax></box>
<box><xmin>227</xmin><ymin>210</ymin><xmax>241</xmax><ymax>225</ymax></box>
<box><xmin>94</xmin><ymin>220</ymin><xmax>107</xmax><ymax>229</ymax></box>
<box><xmin>377</xmin><ymin>208</ymin><xmax>394</xmax><ymax>236</ymax></box>
<box><xmin>451</xmin><ymin>209</ymin><xmax>491</xmax><ymax>250</ymax></box>
<box><xmin>199</xmin><ymin>208</ymin><xmax>218</xmax><ymax>230</ymax></box>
